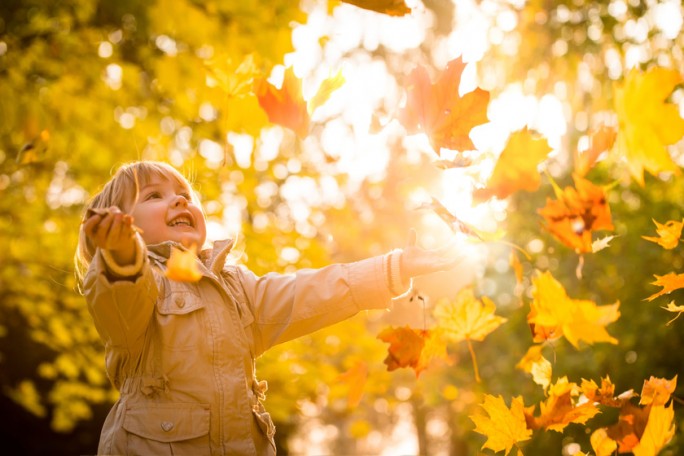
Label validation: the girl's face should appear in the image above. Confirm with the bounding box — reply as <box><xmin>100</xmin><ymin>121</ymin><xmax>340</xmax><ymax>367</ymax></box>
<box><xmin>127</xmin><ymin>174</ymin><xmax>207</xmax><ymax>248</ymax></box>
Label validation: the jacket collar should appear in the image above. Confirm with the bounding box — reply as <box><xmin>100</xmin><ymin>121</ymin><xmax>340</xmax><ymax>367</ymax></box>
<box><xmin>147</xmin><ymin>239</ymin><xmax>236</xmax><ymax>276</ymax></box>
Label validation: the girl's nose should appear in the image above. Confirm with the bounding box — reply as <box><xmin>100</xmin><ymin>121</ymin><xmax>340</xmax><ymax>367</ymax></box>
<box><xmin>172</xmin><ymin>194</ymin><xmax>189</xmax><ymax>207</ymax></box>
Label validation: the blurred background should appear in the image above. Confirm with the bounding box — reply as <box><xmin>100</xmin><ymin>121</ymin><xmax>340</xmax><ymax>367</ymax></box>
<box><xmin>1</xmin><ymin>0</ymin><xmax>683</xmax><ymax>454</ymax></box>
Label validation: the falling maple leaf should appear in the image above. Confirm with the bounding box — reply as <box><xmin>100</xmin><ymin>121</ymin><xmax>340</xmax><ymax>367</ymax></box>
<box><xmin>335</xmin><ymin>360</ymin><xmax>368</xmax><ymax>408</ymax></box>
<box><xmin>528</xmin><ymin>271</ymin><xmax>620</xmax><ymax>348</ymax></box>
<box><xmin>592</xmin><ymin>235</ymin><xmax>617</xmax><ymax>253</ymax></box>
<box><xmin>165</xmin><ymin>245</ymin><xmax>202</xmax><ymax>282</ymax></box>
<box><xmin>526</xmin><ymin>377</ymin><xmax>601</xmax><ymax>432</ymax></box>
<box><xmin>398</xmin><ymin>57</ymin><xmax>490</xmax><ymax>153</ymax></box>
<box><xmin>574</xmin><ymin>125</ymin><xmax>616</xmax><ymax>177</ymax></box>
<box><xmin>632</xmin><ymin>403</ymin><xmax>676</xmax><ymax>456</ymax></box>
<box><xmin>516</xmin><ymin>345</ymin><xmax>552</xmax><ymax>391</ymax></box>
<box><xmin>307</xmin><ymin>69</ymin><xmax>345</xmax><ymax>114</ymax></box>
<box><xmin>640</xmin><ymin>375</ymin><xmax>677</xmax><ymax>407</ymax></box>
<box><xmin>434</xmin><ymin>288</ymin><xmax>506</xmax><ymax>381</ymax></box>
<box><xmin>662</xmin><ymin>301</ymin><xmax>684</xmax><ymax>325</ymax></box>
<box><xmin>538</xmin><ymin>173</ymin><xmax>614</xmax><ymax>254</ymax></box>
<box><xmin>473</xmin><ymin>128</ymin><xmax>552</xmax><ymax>202</ymax></box>
<box><xmin>255</xmin><ymin>67</ymin><xmax>344</xmax><ymax>138</ymax></box>
<box><xmin>590</xmin><ymin>428</ymin><xmax>618</xmax><ymax>456</ymax></box>
<box><xmin>335</xmin><ymin>0</ymin><xmax>411</xmax><ymax>16</ymax></box>
<box><xmin>581</xmin><ymin>376</ymin><xmax>625</xmax><ymax>408</ymax></box>
<box><xmin>206</xmin><ymin>54</ymin><xmax>260</xmax><ymax>98</ymax></box>
<box><xmin>606</xmin><ymin>402</ymin><xmax>651</xmax><ymax>453</ymax></box>
<box><xmin>614</xmin><ymin>66</ymin><xmax>684</xmax><ymax>186</ymax></box>
<box><xmin>642</xmin><ymin>219</ymin><xmax>684</xmax><ymax>250</ymax></box>
<box><xmin>646</xmin><ymin>272</ymin><xmax>684</xmax><ymax>301</ymax></box>
<box><xmin>470</xmin><ymin>394</ymin><xmax>532</xmax><ymax>456</ymax></box>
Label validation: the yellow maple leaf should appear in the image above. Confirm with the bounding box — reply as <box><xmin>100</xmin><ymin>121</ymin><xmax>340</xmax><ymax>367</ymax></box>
<box><xmin>640</xmin><ymin>375</ymin><xmax>677</xmax><ymax>407</ymax></box>
<box><xmin>529</xmin><ymin>271</ymin><xmax>620</xmax><ymax>348</ymax></box>
<box><xmin>516</xmin><ymin>345</ymin><xmax>552</xmax><ymax>391</ymax></box>
<box><xmin>528</xmin><ymin>377</ymin><xmax>601</xmax><ymax>432</ymax></box>
<box><xmin>662</xmin><ymin>301</ymin><xmax>684</xmax><ymax>325</ymax></box>
<box><xmin>646</xmin><ymin>272</ymin><xmax>684</xmax><ymax>301</ymax></box>
<box><xmin>470</xmin><ymin>394</ymin><xmax>532</xmax><ymax>456</ymax></box>
<box><xmin>614</xmin><ymin>66</ymin><xmax>684</xmax><ymax>186</ymax></box>
<box><xmin>165</xmin><ymin>245</ymin><xmax>202</xmax><ymax>282</ymax></box>
<box><xmin>591</xmin><ymin>428</ymin><xmax>618</xmax><ymax>456</ymax></box>
<box><xmin>642</xmin><ymin>219</ymin><xmax>684</xmax><ymax>250</ymax></box>
<box><xmin>632</xmin><ymin>404</ymin><xmax>676</xmax><ymax>456</ymax></box>
<box><xmin>434</xmin><ymin>288</ymin><xmax>506</xmax><ymax>382</ymax></box>
<box><xmin>473</xmin><ymin>128</ymin><xmax>552</xmax><ymax>202</ymax></box>
<box><xmin>581</xmin><ymin>376</ymin><xmax>624</xmax><ymax>407</ymax></box>
<box><xmin>308</xmin><ymin>70</ymin><xmax>345</xmax><ymax>114</ymax></box>
<box><xmin>434</xmin><ymin>288</ymin><xmax>507</xmax><ymax>343</ymax></box>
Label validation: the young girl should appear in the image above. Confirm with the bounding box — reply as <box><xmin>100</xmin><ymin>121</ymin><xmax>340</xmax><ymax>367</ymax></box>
<box><xmin>76</xmin><ymin>160</ymin><xmax>462</xmax><ymax>455</ymax></box>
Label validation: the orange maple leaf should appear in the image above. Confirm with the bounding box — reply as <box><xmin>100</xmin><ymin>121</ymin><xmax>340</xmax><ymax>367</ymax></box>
<box><xmin>614</xmin><ymin>66</ymin><xmax>684</xmax><ymax>186</ymax></box>
<box><xmin>574</xmin><ymin>125</ymin><xmax>616</xmax><ymax>177</ymax></box>
<box><xmin>470</xmin><ymin>394</ymin><xmax>532</xmax><ymax>456</ymax></box>
<box><xmin>528</xmin><ymin>271</ymin><xmax>620</xmax><ymax>348</ymax></box>
<box><xmin>165</xmin><ymin>245</ymin><xmax>202</xmax><ymax>282</ymax></box>
<box><xmin>399</xmin><ymin>57</ymin><xmax>489</xmax><ymax>153</ymax></box>
<box><xmin>255</xmin><ymin>67</ymin><xmax>344</xmax><ymax>138</ymax></box>
<box><xmin>581</xmin><ymin>376</ymin><xmax>625</xmax><ymax>408</ymax></box>
<box><xmin>377</xmin><ymin>326</ymin><xmax>428</xmax><ymax>376</ymax></box>
<box><xmin>632</xmin><ymin>403</ymin><xmax>676</xmax><ymax>456</ymax></box>
<box><xmin>473</xmin><ymin>128</ymin><xmax>552</xmax><ymax>202</ymax></box>
<box><xmin>526</xmin><ymin>377</ymin><xmax>601</xmax><ymax>432</ymax></box>
<box><xmin>335</xmin><ymin>360</ymin><xmax>368</xmax><ymax>408</ymax></box>
<box><xmin>642</xmin><ymin>219</ymin><xmax>684</xmax><ymax>250</ymax></box>
<box><xmin>538</xmin><ymin>173</ymin><xmax>614</xmax><ymax>253</ymax></box>
<box><xmin>336</xmin><ymin>0</ymin><xmax>411</xmax><ymax>16</ymax></box>
<box><xmin>640</xmin><ymin>375</ymin><xmax>677</xmax><ymax>407</ymax></box>
<box><xmin>606</xmin><ymin>402</ymin><xmax>651</xmax><ymax>453</ymax></box>
<box><xmin>646</xmin><ymin>272</ymin><xmax>684</xmax><ymax>301</ymax></box>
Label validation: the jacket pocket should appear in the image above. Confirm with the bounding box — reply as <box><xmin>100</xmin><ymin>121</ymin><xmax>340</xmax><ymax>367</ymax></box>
<box><xmin>123</xmin><ymin>402</ymin><xmax>210</xmax><ymax>455</ymax></box>
<box><xmin>156</xmin><ymin>281</ymin><xmax>206</xmax><ymax>350</ymax></box>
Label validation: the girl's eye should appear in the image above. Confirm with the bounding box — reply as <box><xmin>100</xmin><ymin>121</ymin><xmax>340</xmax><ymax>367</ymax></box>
<box><xmin>180</xmin><ymin>192</ymin><xmax>192</xmax><ymax>200</ymax></box>
<box><xmin>145</xmin><ymin>191</ymin><xmax>161</xmax><ymax>200</ymax></box>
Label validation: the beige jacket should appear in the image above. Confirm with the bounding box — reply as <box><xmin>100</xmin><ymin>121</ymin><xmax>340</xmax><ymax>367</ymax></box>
<box><xmin>84</xmin><ymin>238</ymin><xmax>395</xmax><ymax>455</ymax></box>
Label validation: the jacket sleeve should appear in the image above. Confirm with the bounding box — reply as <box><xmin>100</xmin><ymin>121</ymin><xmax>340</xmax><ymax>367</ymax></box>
<box><xmin>83</xmin><ymin>244</ymin><xmax>159</xmax><ymax>352</ymax></box>
<box><xmin>236</xmin><ymin>255</ymin><xmax>392</xmax><ymax>355</ymax></box>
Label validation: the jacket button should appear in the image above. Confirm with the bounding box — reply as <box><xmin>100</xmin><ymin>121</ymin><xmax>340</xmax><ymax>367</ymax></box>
<box><xmin>161</xmin><ymin>421</ymin><xmax>174</xmax><ymax>432</ymax></box>
<box><xmin>175</xmin><ymin>296</ymin><xmax>185</xmax><ymax>308</ymax></box>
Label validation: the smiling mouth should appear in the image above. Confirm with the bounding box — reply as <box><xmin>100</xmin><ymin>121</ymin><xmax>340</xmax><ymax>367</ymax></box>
<box><xmin>168</xmin><ymin>216</ymin><xmax>193</xmax><ymax>228</ymax></box>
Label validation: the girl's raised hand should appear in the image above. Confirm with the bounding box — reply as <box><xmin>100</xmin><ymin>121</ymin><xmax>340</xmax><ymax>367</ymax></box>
<box><xmin>400</xmin><ymin>229</ymin><xmax>465</xmax><ymax>282</ymax></box>
<box><xmin>83</xmin><ymin>206</ymin><xmax>137</xmax><ymax>266</ymax></box>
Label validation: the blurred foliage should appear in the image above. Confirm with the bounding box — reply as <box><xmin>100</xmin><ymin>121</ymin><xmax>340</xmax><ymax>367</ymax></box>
<box><xmin>1</xmin><ymin>0</ymin><xmax>684</xmax><ymax>455</ymax></box>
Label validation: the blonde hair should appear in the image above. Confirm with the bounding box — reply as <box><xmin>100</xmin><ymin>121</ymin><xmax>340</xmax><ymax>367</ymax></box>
<box><xmin>74</xmin><ymin>161</ymin><xmax>198</xmax><ymax>285</ymax></box>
